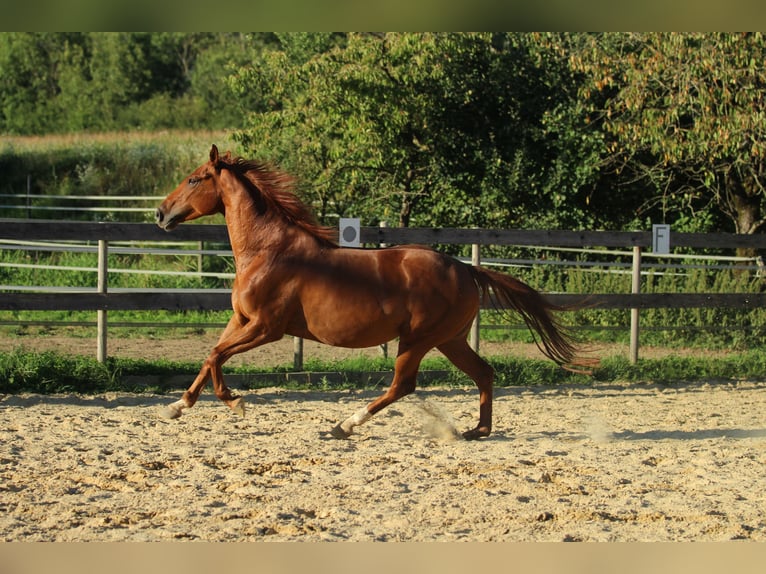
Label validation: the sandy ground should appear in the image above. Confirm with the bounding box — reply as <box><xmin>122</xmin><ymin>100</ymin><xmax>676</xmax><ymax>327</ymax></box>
<box><xmin>2</xmin><ymin>379</ymin><xmax>766</xmax><ymax>541</ymax></box>
<box><xmin>1</xmin><ymin>333</ymin><xmax>766</xmax><ymax>542</ymax></box>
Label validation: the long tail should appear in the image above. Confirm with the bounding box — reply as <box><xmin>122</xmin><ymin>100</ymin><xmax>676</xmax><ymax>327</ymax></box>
<box><xmin>468</xmin><ymin>266</ymin><xmax>598</xmax><ymax>373</ymax></box>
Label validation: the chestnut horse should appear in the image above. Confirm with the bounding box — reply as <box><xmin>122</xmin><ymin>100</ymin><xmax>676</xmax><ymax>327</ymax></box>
<box><xmin>156</xmin><ymin>145</ymin><xmax>591</xmax><ymax>440</ymax></box>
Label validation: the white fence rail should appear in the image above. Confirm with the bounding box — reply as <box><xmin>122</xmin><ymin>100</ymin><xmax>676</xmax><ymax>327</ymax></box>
<box><xmin>0</xmin><ymin>193</ymin><xmax>163</xmax><ymax>216</ymax></box>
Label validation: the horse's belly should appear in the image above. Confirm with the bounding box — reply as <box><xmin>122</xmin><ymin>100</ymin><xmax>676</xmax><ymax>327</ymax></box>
<box><xmin>317</xmin><ymin>332</ymin><xmax>393</xmax><ymax>349</ymax></box>
<box><xmin>307</xmin><ymin>314</ymin><xmax>399</xmax><ymax>348</ymax></box>
<box><xmin>298</xmin><ymin>295</ymin><xmax>401</xmax><ymax>348</ymax></box>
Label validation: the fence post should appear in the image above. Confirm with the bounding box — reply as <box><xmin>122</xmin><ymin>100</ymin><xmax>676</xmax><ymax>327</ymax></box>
<box><xmin>629</xmin><ymin>245</ymin><xmax>642</xmax><ymax>364</ymax></box>
<box><xmin>470</xmin><ymin>242</ymin><xmax>481</xmax><ymax>353</ymax></box>
<box><xmin>293</xmin><ymin>336</ymin><xmax>304</xmax><ymax>370</ymax></box>
<box><xmin>378</xmin><ymin>221</ymin><xmax>389</xmax><ymax>359</ymax></box>
<box><xmin>97</xmin><ymin>239</ymin><xmax>108</xmax><ymax>363</ymax></box>
<box><xmin>26</xmin><ymin>174</ymin><xmax>31</xmax><ymax>219</ymax></box>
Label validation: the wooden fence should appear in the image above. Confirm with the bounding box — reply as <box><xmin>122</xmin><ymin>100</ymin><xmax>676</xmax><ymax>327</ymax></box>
<box><xmin>2</xmin><ymin>218</ymin><xmax>766</xmax><ymax>365</ymax></box>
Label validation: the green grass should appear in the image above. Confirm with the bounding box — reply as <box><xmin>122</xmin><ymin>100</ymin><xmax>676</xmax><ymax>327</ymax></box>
<box><xmin>0</xmin><ymin>349</ymin><xmax>122</xmax><ymax>394</ymax></box>
<box><xmin>2</xmin><ymin>347</ymin><xmax>765</xmax><ymax>395</ymax></box>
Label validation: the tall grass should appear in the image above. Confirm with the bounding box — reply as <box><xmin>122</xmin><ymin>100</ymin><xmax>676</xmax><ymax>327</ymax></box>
<box><xmin>480</xmin><ymin>260</ymin><xmax>766</xmax><ymax>349</ymax></box>
<box><xmin>0</xmin><ymin>131</ymin><xmax>241</xmax><ymax>221</ymax></box>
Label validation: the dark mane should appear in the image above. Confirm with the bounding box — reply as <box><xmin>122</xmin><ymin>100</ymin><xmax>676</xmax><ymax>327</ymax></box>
<box><xmin>222</xmin><ymin>156</ymin><xmax>337</xmax><ymax>247</ymax></box>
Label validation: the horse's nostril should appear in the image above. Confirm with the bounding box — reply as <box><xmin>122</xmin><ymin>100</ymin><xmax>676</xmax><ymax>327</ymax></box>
<box><xmin>155</xmin><ymin>209</ymin><xmax>163</xmax><ymax>223</ymax></box>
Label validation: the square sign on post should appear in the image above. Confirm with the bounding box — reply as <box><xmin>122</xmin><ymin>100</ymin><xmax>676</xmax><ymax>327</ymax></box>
<box><xmin>652</xmin><ymin>224</ymin><xmax>670</xmax><ymax>254</ymax></box>
<box><xmin>339</xmin><ymin>218</ymin><xmax>361</xmax><ymax>247</ymax></box>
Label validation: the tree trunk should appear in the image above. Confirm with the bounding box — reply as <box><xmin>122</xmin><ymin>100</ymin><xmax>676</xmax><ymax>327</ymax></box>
<box><xmin>399</xmin><ymin>198</ymin><xmax>411</xmax><ymax>227</ymax></box>
<box><xmin>729</xmin><ymin>175</ymin><xmax>761</xmax><ymax>259</ymax></box>
<box><xmin>398</xmin><ymin>169</ymin><xmax>415</xmax><ymax>228</ymax></box>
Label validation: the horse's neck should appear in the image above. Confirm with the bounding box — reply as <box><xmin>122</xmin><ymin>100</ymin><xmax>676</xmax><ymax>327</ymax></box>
<box><xmin>220</xmin><ymin>174</ymin><xmax>302</xmax><ymax>268</ymax></box>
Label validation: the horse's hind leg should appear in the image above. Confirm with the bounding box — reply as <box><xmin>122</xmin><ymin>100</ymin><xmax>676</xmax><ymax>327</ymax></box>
<box><xmin>331</xmin><ymin>344</ymin><xmax>426</xmax><ymax>438</ymax></box>
<box><xmin>438</xmin><ymin>338</ymin><xmax>495</xmax><ymax>440</ymax></box>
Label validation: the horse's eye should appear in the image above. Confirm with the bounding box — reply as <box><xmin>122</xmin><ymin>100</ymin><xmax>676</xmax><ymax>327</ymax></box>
<box><xmin>188</xmin><ymin>177</ymin><xmax>201</xmax><ymax>186</ymax></box>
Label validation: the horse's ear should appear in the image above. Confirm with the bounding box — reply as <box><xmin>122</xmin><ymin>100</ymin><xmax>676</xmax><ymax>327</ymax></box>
<box><xmin>209</xmin><ymin>144</ymin><xmax>219</xmax><ymax>165</ymax></box>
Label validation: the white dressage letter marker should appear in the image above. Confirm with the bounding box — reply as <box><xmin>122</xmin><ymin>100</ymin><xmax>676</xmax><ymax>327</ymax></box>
<box><xmin>652</xmin><ymin>224</ymin><xmax>670</xmax><ymax>255</ymax></box>
<box><xmin>339</xmin><ymin>218</ymin><xmax>361</xmax><ymax>247</ymax></box>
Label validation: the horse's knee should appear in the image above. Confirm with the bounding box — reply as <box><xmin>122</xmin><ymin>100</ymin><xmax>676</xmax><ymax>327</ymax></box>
<box><xmin>203</xmin><ymin>354</ymin><xmax>221</xmax><ymax>371</ymax></box>
<box><xmin>389</xmin><ymin>378</ymin><xmax>417</xmax><ymax>402</ymax></box>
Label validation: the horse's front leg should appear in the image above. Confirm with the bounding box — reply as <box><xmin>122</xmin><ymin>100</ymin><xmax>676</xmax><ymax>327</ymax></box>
<box><xmin>162</xmin><ymin>314</ymin><xmax>275</xmax><ymax>419</ymax></box>
<box><xmin>162</xmin><ymin>314</ymin><xmax>242</xmax><ymax>419</ymax></box>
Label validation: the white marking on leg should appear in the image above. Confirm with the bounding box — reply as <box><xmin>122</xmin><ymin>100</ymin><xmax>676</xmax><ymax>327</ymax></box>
<box><xmin>162</xmin><ymin>398</ymin><xmax>190</xmax><ymax>419</ymax></box>
<box><xmin>340</xmin><ymin>406</ymin><xmax>372</xmax><ymax>435</ymax></box>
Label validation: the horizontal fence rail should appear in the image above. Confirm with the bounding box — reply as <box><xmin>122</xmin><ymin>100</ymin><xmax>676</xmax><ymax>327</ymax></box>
<box><xmin>5</xmin><ymin>292</ymin><xmax>766</xmax><ymax>312</ymax></box>
<box><xmin>2</xmin><ymin>219</ymin><xmax>766</xmax><ymax>365</ymax></box>
<box><xmin>2</xmin><ymin>218</ymin><xmax>766</xmax><ymax>248</ymax></box>
<box><xmin>0</xmin><ymin>193</ymin><xmax>165</xmax><ymax>215</ymax></box>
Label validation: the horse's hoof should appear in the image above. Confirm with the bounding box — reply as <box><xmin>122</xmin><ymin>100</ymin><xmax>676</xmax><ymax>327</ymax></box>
<box><xmin>330</xmin><ymin>424</ymin><xmax>351</xmax><ymax>439</ymax></box>
<box><xmin>161</xmin><ymin>405</ymin><xmax>183</xmax><ymax>420</ymax></box>
<box><xmin>230</xmin><ymin>397</ymin><xmax>245</xmax><ymax>417</ymax></box>
<box><xmin>462</xmin><ymin>427</ymin><xmax>491</xmax><ymax>440</ymax></box>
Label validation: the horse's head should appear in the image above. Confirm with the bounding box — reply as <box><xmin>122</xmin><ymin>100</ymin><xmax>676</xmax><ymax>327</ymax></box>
<box><xmin>156</xmin><ymin>145</ymin><xmax>229</xmax><ymax>231</ymax></box>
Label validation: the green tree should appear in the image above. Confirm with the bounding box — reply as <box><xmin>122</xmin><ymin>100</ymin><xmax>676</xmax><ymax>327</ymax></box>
<box><xmin>0</xmin><ymin>32</ymin><xmax>257</xmax><ymax>134</ymax></box>
<box><xmin>233</xmin><ymin>32</ymin><xmax>597</xmax><ymax>231</ymax></box>
<box><xmin>422</xmin><ymin>32</ymin><xmax>602</xmax><ymax>230</ymax></box>
<box><xmin>573</xmin><ymin>32</ymin><xmax>766</xmax><ymax>247</ymax></box>
<box><xmin>189</xmin><ymin>33</ymin><xmax>276</xmax><ymax>128</ymax></box>
<box><xmin>0</xmin><ymin>33</ymin><xmax>87</xmax><ymax>133</ymax></box>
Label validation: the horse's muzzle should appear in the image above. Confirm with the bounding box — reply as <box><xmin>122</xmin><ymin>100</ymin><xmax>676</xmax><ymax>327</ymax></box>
<box><xmin>155</xmin><ymin>207</ymin><xmax>176</xmax><ymax>231</ymax></box>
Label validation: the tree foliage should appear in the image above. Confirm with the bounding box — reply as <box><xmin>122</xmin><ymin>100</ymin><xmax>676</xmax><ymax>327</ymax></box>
<box><xmin>572</xmin><ymin>32</ymin><xmax>766</xmax><ymax>241</ymax></box>
<box><xmin>232</xmin><ymin>32</ymin><xmax>599</xmax><ymax>230</ymax></box>
<box><xmin>3</xmin><ymin>32</ymin><xmax>766</xmax><ymax>244</ymax></box>
<box><xmin>0</xmin><ymin>32</ymin><xmax>272</xmax><ymax>133</ymax></box>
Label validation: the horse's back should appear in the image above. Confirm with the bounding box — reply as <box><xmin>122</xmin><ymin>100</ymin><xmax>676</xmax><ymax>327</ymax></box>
<box><xmin>339</xmin><ymin>244</ymin><xmax>475</xmax><ymax>294</ymax></box>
